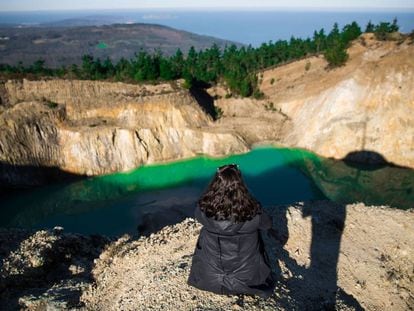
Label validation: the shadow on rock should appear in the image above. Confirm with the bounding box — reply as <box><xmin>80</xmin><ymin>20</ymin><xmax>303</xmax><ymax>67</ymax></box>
<box><xmin>189</xmin><ymin>84</ymin><xmax>218</xmax><ymax>120</ymax></box>
<box><xmin>0</xmin><ymin>228</ymin><xmax>111</xmax><ymax>310</ymax></box>
<box><xmin>0</xmin><ymin>161</ymin><xmax>85</xmax><ymax>189</ymax></box>
<box><xmin>262</xmin><ymin>202</ymin><xmax>364</xmax><ymax>310</ymax></box>
<box><xmin>342</xmin><ymin>150</ymin><xmax>406</xmax><ymax>170</ymax></box>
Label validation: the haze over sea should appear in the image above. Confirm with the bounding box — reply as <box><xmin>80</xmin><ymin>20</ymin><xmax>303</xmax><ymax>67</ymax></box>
<box><xmin>1</xmin><ymin>10</ymin><xmax>414</xmax><ymax>46</ymax></box>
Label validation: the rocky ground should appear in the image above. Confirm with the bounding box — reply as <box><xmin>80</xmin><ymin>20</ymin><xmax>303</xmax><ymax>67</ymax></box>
<box><xmin>0</xmin><ymin>227</ymin><xmax>111</xmax><ymax>310</ymax></box>
<box><xmin>1</xmin><ymin>201</ymin><xmax>413</xmax><ymax>310</ymax></box>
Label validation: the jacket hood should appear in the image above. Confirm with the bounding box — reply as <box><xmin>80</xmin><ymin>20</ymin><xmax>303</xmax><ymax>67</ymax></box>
<box><xmin>195</xmin><ymin>205</ymin><xmax>261</xmax><ymax>235</ymax></box>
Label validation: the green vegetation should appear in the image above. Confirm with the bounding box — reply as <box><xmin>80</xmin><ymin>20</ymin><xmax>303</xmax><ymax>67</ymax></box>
<box><xmin>0</xmin><ymin>19</ymin><xmax>399</xmax><ymax>97</ymax></box>
<box><xmin>365</xmin><ymin>18</ymin><xmax>399</xmax><ymax>40</ymax></box>
<box><xmin>214</xmin><ymin>106</ymin><xmax>223</xmax><ymax>119</ymax></box>
<box><xmin>264</xmin><ymin>101</ymin><xmax>277</xmax><ymax>112</ymax></box>
<box><xmin>323</xmin><ymin>22</ymin><xmax>361</xmax><ymax>68</ymax></box>
<box><xmin>44</xmin><ymin>99</ymin><xmax>59</xmax><ymax>109</ymax></box>
<box><xmin>97</xmin><ymin>42</ymin><xmax>108</xmax><ymax>49</ymax></box>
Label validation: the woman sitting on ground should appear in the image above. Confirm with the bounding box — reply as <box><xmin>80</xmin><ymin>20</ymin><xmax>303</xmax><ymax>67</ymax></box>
<box><xmin>187</xmin><ymin>164</ymin><xmax>274</xmax><ymax>298</ymax></box>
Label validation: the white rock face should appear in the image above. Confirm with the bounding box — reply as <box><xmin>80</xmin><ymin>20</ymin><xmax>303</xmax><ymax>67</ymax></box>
<box><xmin>0</xmin><ymin>79</ymin><xmax>248</xmax><ymax>184</ymax></box>
<box><xmin>1</xmin><ymin>36</ymin><xmax>413</xmax><ymax>186</ymax></box>
<box><xmin>261</xmin><ymin>35</ymin><xmax>414</xmax><ymax>167</ymax></box>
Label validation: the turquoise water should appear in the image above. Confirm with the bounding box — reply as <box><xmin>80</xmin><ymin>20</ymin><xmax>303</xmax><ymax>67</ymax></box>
<box><xmin>1</xmin><ymin>147</ymin><xmax>413</xmax><ymax>236</ymax></box>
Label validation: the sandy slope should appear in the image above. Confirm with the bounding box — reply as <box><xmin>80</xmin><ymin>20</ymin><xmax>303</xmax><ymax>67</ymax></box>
<box><xmin>213</xmin><ymin>34</ymin><xmax>414</xmax><ymax>168</ymax></box>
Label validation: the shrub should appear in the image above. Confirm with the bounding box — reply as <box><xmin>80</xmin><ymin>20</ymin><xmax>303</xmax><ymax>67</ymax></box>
<box><xmin>373</xmin><ymin>19</ymin><xmax>400</xmax><ymax>41</ymax></box>
<box><xmin>324</xmin><ymin>44</ymin><xmax>348</xmax><ymax>68</ymax></box>
<box><xmin>182</xmin><ymin>77</ymin><xmax>193</xmax><ymax>89</ymax></box>
<box><xmin>253</xmin><ymin>90</ymin><xmax>265</xmax><ymax>99</ymax></box>
<box><xmin>214</xmin><ymin>106</ymin><xmax>223</xmax><ymax>119</ymax></box>
<box><xmin>264</xmin><ymin>102</ymin><xmax>276</xmax><ymax>111</ymax></box>
<box><xmin>45</xmin><ymin>100</ymin><xmax>58</xmax><ymax>109</ymax></box>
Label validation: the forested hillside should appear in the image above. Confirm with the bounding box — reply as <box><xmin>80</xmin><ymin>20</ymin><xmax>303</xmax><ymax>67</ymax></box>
<box><xmin>0</xmin><ymin>23</ymin><xmax>238</xmax><ymax>67</ymax></box>
<box><xmin>0</xmin><ymin>19</ymin><xmax>403</xmax><ymax>97</ymax></box>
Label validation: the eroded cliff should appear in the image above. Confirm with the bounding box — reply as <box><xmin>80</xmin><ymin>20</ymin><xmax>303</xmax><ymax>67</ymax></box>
<box><xmin>0</xmin><ymin>80</ymin><xmax>248</xmax><ymax>185</ymax></box>
<box><xmin>1</xmin><ymin>34</ymin><xmax>413</xmax><ymax>186</ymax></box>
<box><xmin>258</xmin><ymin>33</ymin><xmax>414</xmax><ymax>167</ymax></box>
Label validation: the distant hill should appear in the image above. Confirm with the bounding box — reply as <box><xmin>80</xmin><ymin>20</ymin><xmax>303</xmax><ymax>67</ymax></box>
<box><xmin>41</xmin><ymin>16</ymin><xmax>130</xmax><ymax>27</ymax></box>
<box><xmin>0</xmin><ymin>23</ymin><xmax>241</xmax><ymax>67</ymax></box>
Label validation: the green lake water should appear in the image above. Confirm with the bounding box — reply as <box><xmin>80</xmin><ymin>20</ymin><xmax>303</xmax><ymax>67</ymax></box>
<box><xmin>1</xmin><ymin>147</ymin><xmax>413</xmax><ymax>237</ymax></box>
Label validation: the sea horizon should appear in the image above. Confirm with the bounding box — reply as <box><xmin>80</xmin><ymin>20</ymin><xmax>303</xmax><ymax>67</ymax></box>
<box><xmin>1</xmin><ymin>9</ymin><xmax>414</xmax><ymax>46</ymax></box>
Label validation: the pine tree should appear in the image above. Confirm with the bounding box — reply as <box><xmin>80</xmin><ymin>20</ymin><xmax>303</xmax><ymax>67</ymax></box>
<box><xmin>159</xmin><ymin>58</ymin><xmax>174</xmax><ymax>80</ymax></box>
<box><xmin>365</xmin><ymin>20</ymin><xmax>375</xmax><ymax>33</ymax></box>
<box><xmin>342</xmin><ymin>22</ymin><xmax>362</xmax><ymax>45</ymax></box>
<box><xmin>81</xmin><ymin>55</ymin><xmax>94</xmax><ymax>79</ymax></box>
<box><xmin>170</xmin><ymin>49</ymin><xmax>184</xmax><ymax>79</ymax></box>
<box><xmin>390</xmin><ymin>18</ymin><xmax>399</xmax><ymax>32</ymax></box>
<box><xmin>325</xmin><ymin>23</ymin><xmax>349</xmax><ymax>67</ymax></box>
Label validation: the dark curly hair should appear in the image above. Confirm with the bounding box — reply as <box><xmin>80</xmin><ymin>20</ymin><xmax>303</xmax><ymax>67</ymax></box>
<box><xmin>198</xmin><ymin>164</ymin><xmax>262</xmax><ymax>222</ymax></box>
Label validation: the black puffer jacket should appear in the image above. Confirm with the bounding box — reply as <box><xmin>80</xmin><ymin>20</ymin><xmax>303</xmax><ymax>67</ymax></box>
<box><xmin>188</xmin><ymin>206</ymin><xmax>274</xmax><ymax>298</ymax></box>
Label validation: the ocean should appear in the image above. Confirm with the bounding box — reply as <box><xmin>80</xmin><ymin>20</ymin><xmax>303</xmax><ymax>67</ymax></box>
<box><xmin>1</xmin><ymin>10</ymin><xmax>413</xmax><ymax>46</ymax></box>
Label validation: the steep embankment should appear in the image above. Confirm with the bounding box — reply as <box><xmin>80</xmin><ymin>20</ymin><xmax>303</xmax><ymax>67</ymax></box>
<box><xmin>1</xmin><ymin>35</ymin><xmax>413</xmax><ymax>186</ymax></box>
<box><xmin>258</xmin><ymin>33</ymin><xmax>414</xmax><ymax>167</ymax></box>
<box><xmin>213</xmin><ymin>34</ymin><xmax>414</xmax><ymax>168</ymax></box>
<box><xmin>1</xmin><ymin>202</ymin><xmax>412</xmax><ymax>310</ymax></box>
<box><xmin>0</xmin><ymin>80</ymin><xmax>247</xmax><ymax>186</ymax></box>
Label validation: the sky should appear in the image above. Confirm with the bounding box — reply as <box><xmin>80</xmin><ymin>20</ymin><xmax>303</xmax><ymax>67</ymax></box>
<box><xmin>1</xmin><ymin>0</ymin><xmax>414</xmax><ymax>11</ymax></box>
